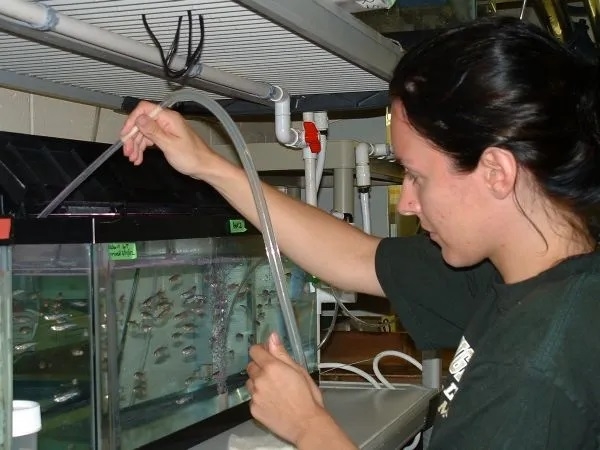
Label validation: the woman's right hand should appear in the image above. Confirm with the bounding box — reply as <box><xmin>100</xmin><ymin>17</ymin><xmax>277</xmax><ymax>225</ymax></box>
<box><xmin>246</xmin><ymin>333</ymin><xmax>326</xmax><ymax>445</ymax></box>
<box><xmin>120</xmin><ymin>100</ymin><xmax>220</xmax><ymax>180</ymax></box>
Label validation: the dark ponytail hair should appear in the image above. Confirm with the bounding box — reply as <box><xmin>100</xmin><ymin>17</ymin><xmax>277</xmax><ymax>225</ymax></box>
<box><xmin>390</xmin><ymin>16</ymin><xmax>600</xmax><ymax>219</ymax></box>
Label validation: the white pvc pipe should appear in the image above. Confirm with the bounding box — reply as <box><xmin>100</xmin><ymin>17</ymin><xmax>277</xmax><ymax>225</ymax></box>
<box><xmin>355</xmin><ymin>142</ymin><xmax>373</xmax><ymax>234</ymax></box>
<box><xmin>333</xmin><ymin>168</ymin><xmax>354</xmax><ymax>218</ymax></box>
<box><xmin>304</xmin><ymin>148</ymin><xmax>318</xmax><ymax>207</ymax></box>
<box><xmin>355</xmin><ymin>142</ymin><xmax>372</xmax><ymax>187</ymax></box>
<box><xmin>273</xmin><ymin>88</ymin><xmax>304</xmax><ymax>148</ymax></box>
<box><xmin>302</xmin><ymin>112</ymin><xmax>318</xmax><ymax>206</ymax></box>
<box><xmin>314</xmin><ymin>111</ymin><xmax>328</xmax><ymax>190</ymax></box>
<box><xmin>1</xmin><ymin>0</ymin><xmax>309</xmax><ymax>150</ymax></box>
<box><xmin>313</xmin><ymin>111</ymin><xmax>329</xmax><ymax>131</ymax></box>
<box><xmin>0</xmin><ymin>0</ymin><xmax>273</xmax><ymax>99</ymax></box>
<box><xmin>373</xmin><ymin>143</ymin><xmax>393</xmax><ymax>159</ymax></box>
<box><xmin>302</xmin><ymin>111</ymin><xmax>315</xmax><ymax>122</ymax></box>
<box><xmin>359</xmin><ymin>191</ymin><xmax>371</xmax><ymax>234</ymax></box>
<box><xmin>315</xmin><ymin>134</ymin><xmax>327</xmax><ymax>190</ymax></box>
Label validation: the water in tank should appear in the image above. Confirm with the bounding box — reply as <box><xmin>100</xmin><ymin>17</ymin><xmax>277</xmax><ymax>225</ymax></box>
<box><xmin>12</xmin><ymin>243</ymin><xmax>94</xmax><ymax>450</ymax></box>
<box><xmin>10</xmin><ymin>235</ymin><xmax>316</xmax><ymax>450</ymax></box>
<box><xmin>0</xmin><ymin>233</ymin><xmax>12</xmax><ymax>450</ymax></box>
<box><xmin>97</xmin><ymin>235</ymin><xmax>317</xmax><ymax>449</ymax></box>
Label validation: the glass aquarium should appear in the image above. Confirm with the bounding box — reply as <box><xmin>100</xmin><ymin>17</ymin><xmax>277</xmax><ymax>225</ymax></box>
<box><xmin>95</xmin><ymin>234</ymin><xmax>316</xmax><ymax>449</ymax></box>
<box><xmin>9</xmin><ymin>217</ymin><xmax>317</xmax><ymax>450</ymax></box>
<box><xmin>12</xmin><ymin>242</ymin><xmax>93</xmax><ymax>450</ymax></box>
<box><xmin>1</xmin><ymin>130</ymin><xmax>317</xmax><ymax>449</ymax></box>
<box><xmin>0</xmin><ymin>227</ymin><xmax>11</xmax><ymax>450</ymax></box>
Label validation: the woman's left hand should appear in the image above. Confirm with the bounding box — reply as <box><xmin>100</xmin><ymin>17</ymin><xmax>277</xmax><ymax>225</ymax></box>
<box><xmin>246</xmin><ymin>332</ymin><xmax>327</xmax><ymax>445</ymax></box>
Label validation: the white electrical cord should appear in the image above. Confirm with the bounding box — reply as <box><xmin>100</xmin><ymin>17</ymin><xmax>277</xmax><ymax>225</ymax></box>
<box><xmin>320</xmin><ymin>349</ymin><xmax>424</xmax><ymax>449</ymax></box>
<box><xmin>373</xmin><ymin>351</ymin><xmax>423</xmax><ymax>450</ymax></box>
<box><xmin>318</xmin><ymin>362</ymin><xmax>380</xmax><ymax>388</ymax></box>
<box><xmin>319</xmin><ymin>350</ymin><xmax>422</xmax><ymax>388</ymax></box>
<box><xmin>373</xmin><ymin>350</ymin><xmax>423</xmax><ymax>389</ymax></box>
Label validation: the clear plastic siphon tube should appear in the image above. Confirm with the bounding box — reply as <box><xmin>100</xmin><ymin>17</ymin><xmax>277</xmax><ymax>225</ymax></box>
<box><xmin>38</xmin><ymin>90</ymin><xmax>308</xmax><ymax>370</ymax></box>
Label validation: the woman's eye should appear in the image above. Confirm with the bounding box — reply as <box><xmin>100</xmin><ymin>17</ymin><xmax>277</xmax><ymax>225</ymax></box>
<box><xmin>405</xmin><ymin>172</ymin><xmax>418</xmax><ymax>184</ymax></box>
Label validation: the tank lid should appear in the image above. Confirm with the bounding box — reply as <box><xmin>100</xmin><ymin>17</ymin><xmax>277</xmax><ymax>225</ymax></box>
<box><xmin>0</xmin><ymin>131</ymin><xmax>231</xmax><ymax>217</ymax></box>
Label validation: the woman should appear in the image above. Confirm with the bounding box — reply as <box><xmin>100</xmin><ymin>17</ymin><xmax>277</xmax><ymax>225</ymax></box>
<box><xmin>121</xmin><ymin>16</ymin><xmax>600</xmax><ymax>449</ymax></box>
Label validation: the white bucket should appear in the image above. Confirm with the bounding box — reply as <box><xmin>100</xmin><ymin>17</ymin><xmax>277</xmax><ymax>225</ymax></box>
<box><xmin>12</xmin><ymin>400</ymin><xmax>41</xmax><ymax>450</ymax></box>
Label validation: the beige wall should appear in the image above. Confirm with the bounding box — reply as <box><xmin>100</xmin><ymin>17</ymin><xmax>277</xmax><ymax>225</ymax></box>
<box><xmin>0</xmin><ymin>87</ymin><xmax>280</xmax><ymax>145</ymax></box>
<box><xmin>0</xmin><ymin>87</ymin><xmax>388</xmax><ymax>146</ymax></box>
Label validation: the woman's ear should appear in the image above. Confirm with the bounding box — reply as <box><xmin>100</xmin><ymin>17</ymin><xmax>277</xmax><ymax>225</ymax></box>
<box><xmin>478</xmin><ymin>147</ymin><xmax>518</xmax><ymax>199</ymax></box>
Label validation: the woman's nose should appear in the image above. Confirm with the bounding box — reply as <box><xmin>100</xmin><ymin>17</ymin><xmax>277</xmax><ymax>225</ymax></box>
<box><xmin>397</xmin><ymin>184</ymin><xmax>421</xmax><ymax>216</ymax></box>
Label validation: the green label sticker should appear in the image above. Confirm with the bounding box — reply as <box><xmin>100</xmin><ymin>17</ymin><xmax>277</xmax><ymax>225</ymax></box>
<box><xmin>108</xmin><ymin>243</ymin><xmax>137</xmax><ymax>260</ymax></box>
<box><xmin>228</xmin><ymin>219</ymin><xmax>247</xmax><ymax>234</ymax></box>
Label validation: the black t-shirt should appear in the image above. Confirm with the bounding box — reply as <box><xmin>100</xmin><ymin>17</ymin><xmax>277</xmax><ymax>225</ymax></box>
<box><xmin>375</xmin><ymin>235</ymin><xmax>600</xmax><ymax>449</ymax></box>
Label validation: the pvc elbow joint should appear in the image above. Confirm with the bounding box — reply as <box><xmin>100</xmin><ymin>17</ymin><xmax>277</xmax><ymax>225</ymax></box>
<box><xmin>372</xmin><ymin>143</ymin><xmax>393</xmax><ymax>159</ymax></box>
<box><xmin>273</xmin><ymin>86</ymin><xmax>305</xmax><ymax>148</ymax></box>
<box><xmin>355</xmin><ymin>142</ymin><xmax>372</xmax><ymax>188</ymax></box>
<box><xmin>313</xmin><ymin>111</ymin><xmax>329</xmax><ymax>132</ymax></box>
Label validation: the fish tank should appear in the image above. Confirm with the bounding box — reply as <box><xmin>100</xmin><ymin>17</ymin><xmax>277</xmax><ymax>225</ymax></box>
<box><xmin>11</xmin><ymin>238</ymin><xmax>93</xmax><ymax>450</ymax></box>
<box><xmin>0</xmin><ymin>221</ymin><xmax>12</xmax><ymax>450</ymax></box>
<box><xmin>0</xmin><ymin>131</ymin><xmax>318</xmax><ymax>450</ymax></box>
